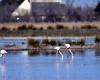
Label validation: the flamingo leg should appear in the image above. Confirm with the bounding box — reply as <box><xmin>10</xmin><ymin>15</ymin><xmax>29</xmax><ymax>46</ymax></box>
<box><xmin>68</xmin><ymin>49</ymin><xmax>74</xmax><ymax>59</ymax></box>
<box><xmin>56</xmin><ymin>50</ymin><xmax>58</xmax><ymax>56</ymax></box>
<box><xmin>58</xmin><ymin>50</ymin><xmax>63</xmax><ymax>60</ymax></box>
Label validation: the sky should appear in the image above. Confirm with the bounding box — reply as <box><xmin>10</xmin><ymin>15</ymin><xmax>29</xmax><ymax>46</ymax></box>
<box><xmin>0</xmin><ymin>0</ymin><xmax>98</xmax><ymax>7</ymax></box>
<box><xmin>30</xmin><ymin>0</ymin><xmax>98</xmax><ymax>7</ymax></box>
<box><xmin>74</xmin><ymin>0</ymin><xmax>98</xmax><ymax>7</ymax></box>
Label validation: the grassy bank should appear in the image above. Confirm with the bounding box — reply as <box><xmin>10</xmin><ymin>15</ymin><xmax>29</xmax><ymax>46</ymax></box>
<box><xmin>0</xmin><ymin>22</ymin><xmax>100</xmax><ymax>29</ymax></box>
<box><xmin>0</xmin><ymin>22</ymin><xmax>100</xmax><ymax>37</ymax></box>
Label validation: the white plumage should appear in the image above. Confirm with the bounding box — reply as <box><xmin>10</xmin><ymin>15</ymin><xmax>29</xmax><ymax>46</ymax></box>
<box><xmin>0</xmin><ymin>50</ymin><xmax>7</xmax><ymax>57</ymax></box>
<box><xmin>65</xmin><ymin>44</ymin><xmax>70</xmax><ymax>49</ymax></box>
<box><xmin>0</xmin><ymin>50</ymin><xmax>7</xmax><ymax>54</ymax></box>
<box><xmin>54</xmin><ymin>46</ymin><xmax>60</xmax><ymax>50</ymax></box>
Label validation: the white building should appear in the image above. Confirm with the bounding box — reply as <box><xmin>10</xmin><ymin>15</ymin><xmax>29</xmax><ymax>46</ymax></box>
<box><xmin>12</xmin><ymin>0</ymin><xmax>31</xmax><ymax>17</ymax></box>
<box><xmin>12</xmin><ymin>0</ymin><xmax>64</xmax><ymax>17</ymax></box>
<box><xmin>11</xmin><ymin>0</ymin><xmax>66</xmax><ymax>22</ymax></box>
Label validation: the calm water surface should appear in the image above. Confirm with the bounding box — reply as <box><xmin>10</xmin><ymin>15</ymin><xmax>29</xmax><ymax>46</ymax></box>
<box><xmin>0</xmin><ymin>49</ymin><xmax>100</xmax><ymax>80</ymax></box>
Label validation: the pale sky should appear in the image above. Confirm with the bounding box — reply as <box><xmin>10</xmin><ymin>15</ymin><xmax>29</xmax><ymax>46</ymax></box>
<box><xmin>0</xmin><ymin>0</ymin><xmax>98</xmax><ymax>7</ymax></box>
<box><xmin>74</xmin><ymin>0</ymin><xmax>97</xmax><ymax>7</ymax></box>
<box><xmin>31</xmin><ymin>0</ymin><xmax>98</xmax><ymax>7</ymax></box>
<box><xmin>63</xmin><ymin>0</ymin><xmax>98</xmax><ymax>7</ymax></box>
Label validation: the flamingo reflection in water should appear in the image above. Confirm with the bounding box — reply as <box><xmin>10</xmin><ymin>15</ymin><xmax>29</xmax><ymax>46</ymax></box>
<box><xmin>0</xmin><ymin>50</ymin><xmax>7</xmax><ymax>80</ymax></box>
<box><xmin>0</xmin><ymin>64</ymin><xmax>6</xmax><ymax>80</ymax></box>
<box><xmin>54</xmin><ymin>44</ymin><xmax>74</xmax><ymax>73</ymax></box>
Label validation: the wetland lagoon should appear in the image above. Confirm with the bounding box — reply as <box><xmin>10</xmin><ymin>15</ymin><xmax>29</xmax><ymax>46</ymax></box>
<box><xmin>0</xmin><ymin>37</ymin><xmax>100</xmax><ymax>80</ymax></box>
<box><xmin>0</xmin><ymin>49</ymin><xmax>100</xmax><ymax>80</ymax></box>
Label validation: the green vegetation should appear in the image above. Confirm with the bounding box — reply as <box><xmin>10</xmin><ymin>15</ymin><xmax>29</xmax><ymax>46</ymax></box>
<box><xmin>81</xmin><ymin>25</ymin><xmax>98</xmax><ymax>29</ymax></box>
<box><xmin>0</xmin><ymin>24</ymin><xmax>100</xmax><ymax>37</ymax></box>
<box><xmin>0</xmin><ymin>27</ymin><xmax>10</xmax><ymax>31</ymax></box>
<box><xmin>28</xmin><ymin>25</ymin><xmax>37</xmax><ymax>30</ymax></box>
<box><xmin>47</xmin><ymin>26</ymin><xmax>54</xmax><ymax>30</ymax></box>
<box><xmin>27</xmin><ymin>25</ymin><xmax>34</xmax><ymax>30</ymax></box>
<box><xmin>17</xmin><ymin>24</ymin><xmax>27</xmax><ymax>30</ymax></box>
<box><xmin>17</xmin><ymin>24</ymin><xmax>38</xmax><ymax>30</ymax></box>
<box><xmin>50</xmin><ymin>40</ymin><xmax>57</xmax><ymax>46</ymax></box>
<box><xmin>39</xmin><ymin>27</ymin><xmax>44</xmax><ymax>30</ymax></box>
<box><xmin>56</xmin><ymin>25</ymin><xmax>64</xmax><ymax>29</ymax></box>
<box><xmin>79</xmin><ymin>40</ymin><xmax>85</xmax><ymax>46</ymax></box>
<box><xmin>42</xmin><ymin>39</ymin><xmax>50</xmax><ymax>45</ymax></box>
<box><xmin>28</xmin><ymin>39</ymin><xmax>40</xmax><ymax>47</ymax></box>
<box><xmin>28</xmin><ymin>38</ymin><xmax>85</xmax><ymax>48</ymax></box>
<box><xmin>95</xmin><ymin>36</ymin><xmax>100</xmax><ymax>47</ymax></box>
<box><xmin>42</xmin><ymin>39</ymin><xmax>57</xmax><ymax>46</ymax></box>
<box><xmin>95</xmin><ymin>36</ymin><xmax>100</xmax><ymax>43</ymax></box>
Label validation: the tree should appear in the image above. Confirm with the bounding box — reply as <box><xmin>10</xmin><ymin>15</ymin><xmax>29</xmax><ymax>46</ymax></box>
<box><xmin>65</xmin><ymin>0</ymin><xmax>76</xmax><ymax>21</ymax></box>
<box><xmin>1</xmin><ymin>0</ymin><xmax>25</xmax><ymax>5</ymax></box>
<box><xmin>16</xmin><ymin>0</ymin><xmax>24</xmax><ymax>5</ymax></box>
<box><xmin>95</xmin><ymin>36</ymin><xmax>100</xmax><ymax>45</ymax></box>
<box><xmin>65</xmin><ymin>0</ymin><xmax>75</xmax><ymax>7</ymax></box>
<box><xmin>28</xmin><ymin>39</ymin><xmax>40</xmax><ymax>47</ymax></box>
<box><xmin>1</xmin><ymin>0</ymin><xmax>16</xmax><ymax>5</ymax></box>
<box><xmin>94</xmin><ymin>1</ymin><xmax>100</xmax><ymax>20</ymax></box>
<box><xmin>95</xmin><ymin>1</ymin><xmax>100</xmax><ymax>14</ymax></box>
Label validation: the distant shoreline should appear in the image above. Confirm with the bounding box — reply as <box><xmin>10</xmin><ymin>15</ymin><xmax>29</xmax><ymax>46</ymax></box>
<box><xmin>0</xmin><ymin>36</ymin><xmax>98</xmax><ymax>51</ymax></box>
<box><xmin>0</xmin><ymin>45</ymin><xmax>97</xmax><ymax>51</ymax></box>
<box><xmin>0</xmin><ymin>36</ymin><xmax>95</xmax><ymax>39</ymax></box>
<box><xmin>0</xmin><ymin>22</ymin><xmax>100</xmax><ymax>37</ymax></box>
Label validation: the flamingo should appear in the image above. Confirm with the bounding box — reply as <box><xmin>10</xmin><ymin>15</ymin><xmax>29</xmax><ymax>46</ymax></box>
<box><xmin>54</xmin><ymin>46</ymin><xmax>63</xmax><ymax>60</ymax></box>
<box><xmin>65</xmin><ymin>44</ymin><xmax>74</xmax><ymax>59</ymax></box>
<box><xmin>0</xmin><ymin>45</ymin><xmax>73</xmax><ymax>60</ymax></box>
<box><xmin>0</xmin><ymin>49</ymin><xmax>7</xmax><ymax>63</ymax></box>
<box><xmin>54</xmin><ymin>44</ymin><xmax>74</xmax><ymax>59</ymax></box>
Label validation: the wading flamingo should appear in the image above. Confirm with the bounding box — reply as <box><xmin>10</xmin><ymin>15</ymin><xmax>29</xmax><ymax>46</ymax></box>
<box><xmin>54</xmin><ymin>46</ymin><xmax>63</xmax><ymax>60</ymax></box>
<box><xmin>0</xmin><ymin>50</ymin><xmax>7</xmax><ymax>63</ymax></box>
<box><xmin>0</xmin><ymin>50</ymin><xmax>7</xmax><ymax>57</ymax></box>
<box><xmin>54</xmin><ymin>44</ymin><xmax>74</xmax><ymax>59</ymax></box>
<box><xmin>65</xmin><ymin>44</ymin><xmax>74</xmax><ymax>59</ymax></box>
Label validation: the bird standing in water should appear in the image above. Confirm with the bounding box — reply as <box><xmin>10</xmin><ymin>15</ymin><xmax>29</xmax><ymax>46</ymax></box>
<box><xmin>54</xmin><ymin>44</ymin><xmax>74</xmax><ymax>60</ymax></box>
<box><xmin>0</xmin><ymin>50</ymin><xmax>7</xmax><ymax>62</ymax></box>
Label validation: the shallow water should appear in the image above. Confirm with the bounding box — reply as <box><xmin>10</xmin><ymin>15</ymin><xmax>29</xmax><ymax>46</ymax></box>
<box><xmin>0</xmin><ymin>39</ymin><xmax>27</xmax><ymax>48</ymax></box>
<box><xmin>0</xmin><ymin>49</ymin><xmax>100</xmax><ymax>80</ymax></box>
